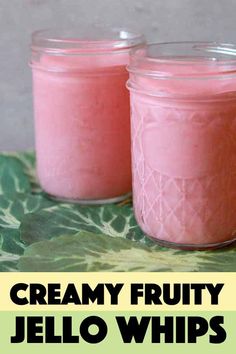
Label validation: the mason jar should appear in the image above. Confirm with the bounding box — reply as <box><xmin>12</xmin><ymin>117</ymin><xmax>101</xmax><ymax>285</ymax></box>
<box><xmin>127</xmin><ymin>42</ymin><xmax>236</xmax><ymax>249</ymax></box>
<box><xmin>30</xmin><ymin>27</ymin><xmax>145</xmax><ymax>204</ymax></box>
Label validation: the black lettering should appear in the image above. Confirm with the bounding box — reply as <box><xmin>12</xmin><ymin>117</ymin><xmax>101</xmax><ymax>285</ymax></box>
<box><xmin>206</xmin><ymin>284</ymin><xmax>224</xmax><ymax>305</ymax></box>
<box><xmin>61</xmin><ymin>283</ymin><xmax>81</xmax><ymax>305</ymax></box>
<box><xmin>10</xmin><ymin>283</ymin><xmax>28</xmax><ymax>305</ymax></box>
<box><xmin>82</xmin><ymin>284</ymin><xmax>104</xmax><ymax>305</ymax></box>
<box><xmin>131</xmin><ymin>284</ymin><xmax>143</xmax><ymax>305</ymax></box>
<box><xmin>106</xmin><ymin>283</ymin><xmax>123</xmax><ymax>305</ymax></box>
<box><xmin>191</xmin><ymin>284</ymin><xmax>205</xmax><ymax>305</ymax></box>
<box><xmin>176</xmin><ymin>317</ymin><xmax>186</xmax><ymax>343</ymax></box>
<box><xmin>209</xmin><ymin>316</ymin><xmax>227</xmax><ymax>344</ymax></box>
<box><xmin>47</xmin><ymin>284</ymin><xmax>61</xmax><ymax>304</ymax></box>
<box><xmin>188</xmin><ymin>316</ymin><xmax>208</xmax><ymax>343</ymax></box>
<box><xmin>30</xmin><ymin>284</ymin><xmax>47</xmax><ymax>305</ymax></box>
<box><xmin>116</xmin><ymin>316</ymin><xmax>150</xmax><ymax>343</ymax></box>
<box><xmin>145</xmin><ymin>284</ymin><xmax>162</xmax><ymax>305</ymax></box>
<box><xmin>45</xmin><ymin>317</ymin><xmax>61</xmax><ymax>343</ymax></box>
<box><xmin>80</xmin><ymin>316</ymin><xmax>107</xmax><ymax>343</ymax></box>
<box><xmin>27</xmin><ymin>316</ymin><xmax>43</xmax><ymax>343</ymax></box>
<box><xmin>152</xmin><ymin>316</ymin><xmax>174</xmax><ymax>343</ymax></box>
<box><xmin>182</xmin><ymin>284</ymin><xmax>190</xmax><ymax>305</ymax></box>
<box><xmin>63</xmin><ymin>317</ymin><xmax>80</xmax><ymax>343</ymax></box>
<box><xmin>11</xmin><ymin>317</ymin><xmax>25</xmax><ymax>343</ymax></box>
<box><xmin>163</xmin><ymin>284</ymin><xmax>181</xmax><ymax>305</ymax></box>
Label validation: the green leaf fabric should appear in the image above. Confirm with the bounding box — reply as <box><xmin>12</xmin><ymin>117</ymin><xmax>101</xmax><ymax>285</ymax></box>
<box><xmin>0</xmin><ymin>156</ymin><xmax>31</xmax><ymax>196</ymax></box>
<box><xmin>18</xmin><ymin>232</ymin><xmax>236</xmax><ymax>272</ymax></box>
<box><xmin>0</xmin><ymin>152</ymin><xmax>54</xmax><ymax>270</ymax></box>
<box><xmin>20</xmin><ymin>203</ymin><xmax>145</xmax><ymax>245</ymax></box>
<box><xmin>0</xmin><ymin>151</ymin><xmax>235</xmax><ymax>272</ymax></box>
<box><xmin>17</xmin><ymin>232</ymin><xmax>200</xmax><ymax>272</ymax></box>
<box><xmin>0</xmin><ymin>249</ymin><xmax>20</xmax><ymax>272</ymax></box>
<box><xmin>0</xmin><ymin>193</ymin><xmax>53</xmax><ymax>255</ymax></box>
<box><xmin>2</xmin><ymin>151</ymin><xmax>41</xmax><ymax>194</ymax></box>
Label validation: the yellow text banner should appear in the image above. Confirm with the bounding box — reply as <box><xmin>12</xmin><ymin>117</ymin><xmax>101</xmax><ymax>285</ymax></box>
<box><xmin>0</xmin><ymin>272</ymin><xmax>235</xmax><ymax>312</ymax></box>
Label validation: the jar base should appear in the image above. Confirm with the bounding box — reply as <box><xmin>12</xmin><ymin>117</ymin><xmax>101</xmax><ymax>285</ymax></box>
<box><xmin>44</xmin><ymin>191</ymin><xmax>132</xmax><ymax>205</ymax></box>
<box><xmin>146</xmin><ymin>235</ymin><xmax>236</xmax><ymax>251</ymax></box>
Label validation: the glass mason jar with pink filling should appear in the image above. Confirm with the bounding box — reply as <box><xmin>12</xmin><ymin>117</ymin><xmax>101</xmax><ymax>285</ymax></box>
<box><xmin>30</xmin><ymin>27</ymin><xmax>145</xmax><ymax>204</ymax></box>
<box><xmin>127</xmin><ymin>42</ymin><xmax>236</xmax><ymax>249</ymax></box>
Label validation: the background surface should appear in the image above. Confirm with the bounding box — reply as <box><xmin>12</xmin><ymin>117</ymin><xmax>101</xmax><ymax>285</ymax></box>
<box><xmin>1</xmin><ymin>0</ymin><xmax>236</xmax><ymax>151</ymax></box>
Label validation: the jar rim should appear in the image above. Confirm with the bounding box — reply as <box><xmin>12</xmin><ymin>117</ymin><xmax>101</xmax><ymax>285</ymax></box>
<box><xmin>31</xmin><ymin>27</ymin><xmax>145</xmax><ymax>55</ymax></box>
<box><xmin>128</xmin><ymin>41</ymin><xmax>236</xmax><ymax>79</ymax></box>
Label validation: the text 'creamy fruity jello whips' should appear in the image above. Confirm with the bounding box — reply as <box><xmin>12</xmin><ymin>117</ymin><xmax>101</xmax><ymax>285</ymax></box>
<box><xmin>30</xmin><ymin>27</ymin><xmax>145</xmax><ymax>204</ymax></box>
<box><xmin>127</xmin><ymin>42</ymin><xmax>236</xmax><ymax>250</ymax></box>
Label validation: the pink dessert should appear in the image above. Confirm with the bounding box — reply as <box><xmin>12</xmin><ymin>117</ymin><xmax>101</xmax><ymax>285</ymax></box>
<box><xmin>31</xmin><ymin>28</ymin><xmax>145</xmax><ymax>202</ymax></box>
<box><xmin>127</xmin><ymin>42</ymin><xmax>236</xmax><ymax>248</ymax></box>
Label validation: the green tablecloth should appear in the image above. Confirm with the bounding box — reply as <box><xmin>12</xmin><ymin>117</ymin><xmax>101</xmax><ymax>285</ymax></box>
<box><xmin>0</xmin><ymin>151</ymin><xmax>235</xmax><ymax>272</ymax></box>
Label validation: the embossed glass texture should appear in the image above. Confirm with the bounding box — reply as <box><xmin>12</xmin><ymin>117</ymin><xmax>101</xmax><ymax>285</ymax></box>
<box><xmin>127</xmin><ymin>42</ymin><xmax>236</xmax><ymax>249</ymax></box>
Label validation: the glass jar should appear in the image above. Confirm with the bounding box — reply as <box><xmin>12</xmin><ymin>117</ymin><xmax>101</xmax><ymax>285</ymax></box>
<box><xmin>127</xmin><ymin>42</ymin><xmax>236</xmax><ymax>249</ymax></box>
<box><xmin>30</xmin><ymin>27</ymin><xmax>145</xmax><ymax>204</ymax></box>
